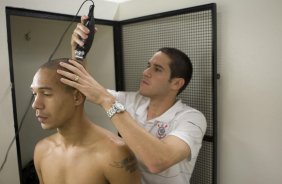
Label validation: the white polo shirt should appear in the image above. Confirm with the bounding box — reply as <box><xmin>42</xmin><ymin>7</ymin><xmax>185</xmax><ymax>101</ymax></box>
<box><xmin>108</xmin><ymin>90</ymin><xmax>206</xmax><ymax>184</ymax></box>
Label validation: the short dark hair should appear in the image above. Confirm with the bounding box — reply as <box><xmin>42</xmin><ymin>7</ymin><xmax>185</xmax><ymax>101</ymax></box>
<box><xmin>40</xmin><ymin>58</ymin><xmax>84</xmax><ymax>70</ymax></box>
<box><xmin>158</xmin><ymin>47</ymin><xmax>193</xmax><ymax>95</ymax></box>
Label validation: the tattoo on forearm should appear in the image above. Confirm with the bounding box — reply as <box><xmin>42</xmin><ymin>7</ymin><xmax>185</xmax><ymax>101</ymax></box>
<box><xmin>110</xmin><ymin>155</ymin><xmax>138</xmax><ymax>173</ymax></box>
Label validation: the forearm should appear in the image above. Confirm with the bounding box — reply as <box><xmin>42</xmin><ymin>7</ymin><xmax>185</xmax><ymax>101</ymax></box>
<box><xmin>112</xmin><ymin>113</ymin><xmax>174</xmax><ymax>172</ymax></box>
<box><xmin>100</xmin><ymin>99</ymin><xmax>176</xmax><ymax>173</ymax></box>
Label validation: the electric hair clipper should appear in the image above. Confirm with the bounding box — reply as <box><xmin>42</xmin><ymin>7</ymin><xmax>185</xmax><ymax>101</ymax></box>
<box><xmin>75</xmin><ymin>4</ymin><xmax>95</xmax><ymax>60</ymax></box>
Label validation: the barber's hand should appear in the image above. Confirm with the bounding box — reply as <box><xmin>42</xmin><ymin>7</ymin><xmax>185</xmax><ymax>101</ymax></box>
<box><xmin>57</xmin><ymin>59</ymin><xmax>112</xmax><ymax>106</ymax></box>
<box><xmin>71</xmin><ymin>16</ymin><xmax>97</xmax><ymax>59</ymax></box>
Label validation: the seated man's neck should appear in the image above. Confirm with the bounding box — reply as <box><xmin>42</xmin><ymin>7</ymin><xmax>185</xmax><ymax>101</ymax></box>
<box><xmin>56</xmin><ymin>116</ymin><xmax>94</xmax><ymax>148</ymax></box>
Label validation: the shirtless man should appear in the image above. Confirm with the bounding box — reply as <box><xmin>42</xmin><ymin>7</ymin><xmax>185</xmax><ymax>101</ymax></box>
<box><xmin>31</xmin><ymin>58</ymin><xmax>140</xmax><ymax>184</ymax></box>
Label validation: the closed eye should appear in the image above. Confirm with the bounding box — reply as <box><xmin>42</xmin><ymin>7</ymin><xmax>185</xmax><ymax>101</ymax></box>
<box><xmin>43</xmin><ymin>92</ymin><xmax>52</xmax><ymax>96</ymax></box>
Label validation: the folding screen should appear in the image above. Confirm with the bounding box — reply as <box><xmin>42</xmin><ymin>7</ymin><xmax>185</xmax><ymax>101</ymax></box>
<box><xmin>115</xmin><ymin>3</ymin><xmax>217</xmax><ymax>184</ymax></box>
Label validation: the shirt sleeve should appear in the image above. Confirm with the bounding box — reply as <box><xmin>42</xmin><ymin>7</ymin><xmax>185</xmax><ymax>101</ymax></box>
<box><xmin>168</xmin><ymin>111</ymin><xmax>207</xmax><ymax>159</ymax></box>
<box><xmin>107</xmin><ymin>89</ymin><xmax>126</xmax><ymax>103</ymax></box>
<box><xmin>107</xmin><ymin>90</ymin><xmax>141</xmax><ymax>106</ymax></box>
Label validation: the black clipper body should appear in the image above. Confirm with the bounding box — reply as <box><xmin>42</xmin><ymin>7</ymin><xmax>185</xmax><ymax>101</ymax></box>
<box><xmin>75</xmin><ymin>4</ymin><xmax>95</xmax><ymax>60</ymax></box>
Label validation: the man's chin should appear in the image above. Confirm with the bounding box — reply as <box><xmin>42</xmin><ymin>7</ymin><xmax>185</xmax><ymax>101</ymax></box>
<box><xmin>41</xmin><ymin>124</ymin><xmax>54</xmax><ymax>130</ymax></box>
<box><xmin>139</xmin><ymin>89</ymin><xmax>151</xmax><ymax>97</ymax></box>
<box><xmin>139</xmin><ymin>90</ymin><xmax>147</xmax><ymax>97</ymax></box>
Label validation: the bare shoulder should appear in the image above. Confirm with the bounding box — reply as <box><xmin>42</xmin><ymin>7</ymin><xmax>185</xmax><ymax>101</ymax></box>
<box><xmin>33</xmin><ymin>133</ymin><xmax>58</xmax><ymax>182</ymax></box>
<box><xmin>34</xmin><ymin>133</ymin><xmax>57</xmax><ymax>157</ymax></box>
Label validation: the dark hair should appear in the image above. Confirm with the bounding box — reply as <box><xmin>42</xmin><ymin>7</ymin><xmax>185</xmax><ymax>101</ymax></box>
<box><xmin>40</xmin><ymin>58</ymin><xmax>84</xmax><ymax>70</ymax></box>
<box><xmin>158</xmin><ymin>47</ymin><xmax>193</xmax><ymax>95</ymax></box>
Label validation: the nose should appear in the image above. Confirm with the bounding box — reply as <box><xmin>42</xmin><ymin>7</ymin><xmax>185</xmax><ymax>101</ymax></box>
<box><xmin>32</xmin><ymin>95</ymin><xmax>44</xmax><ymax>110</ymax></box>
<box><xmin>143</xmin><ymin>67</ymin><xmax>151</xmax><ymax>78</ymax></box>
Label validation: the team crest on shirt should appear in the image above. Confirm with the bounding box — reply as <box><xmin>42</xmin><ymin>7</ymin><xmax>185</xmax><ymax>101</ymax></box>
<box><xmin>156</xmin><ymin>121</ymin><xmax>169</xmax><ymax>139</ymax></box>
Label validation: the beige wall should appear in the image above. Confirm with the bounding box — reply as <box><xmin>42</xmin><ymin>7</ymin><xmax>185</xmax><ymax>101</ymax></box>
<box><xmin>1</xmin><ymin>0</ymin><xmax>282</xmax><ymax>184</ymax></box>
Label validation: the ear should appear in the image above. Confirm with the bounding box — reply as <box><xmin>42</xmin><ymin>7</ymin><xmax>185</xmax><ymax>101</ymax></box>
<box><xmin>72</xmin><ymin>89</ymin><xmax>85</xmax><ymax>106</ymax></box>
<box><xmin>170</xmin><ymin>78</ymin><xmax>185</xmax><ymax>92</ymax></box>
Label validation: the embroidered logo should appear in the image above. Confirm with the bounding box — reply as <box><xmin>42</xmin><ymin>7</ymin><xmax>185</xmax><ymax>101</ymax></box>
<box><xmin>156</xmin><ymin>121</ymin><xmax>168</xmax><ymax>139</ymax></box>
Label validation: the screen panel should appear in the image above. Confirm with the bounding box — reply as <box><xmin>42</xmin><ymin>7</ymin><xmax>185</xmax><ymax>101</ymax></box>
<box><xmin>121</xmin><ymin>9</ymin><xmax>214</xmax><ymax>136</ymax></box>
<box><xmin>119</xmin><ymin>3</ymin><xmax>216</xmax><ymax>184</ymax></box>
<box><xmin>190</xmin><ymin>141</ymin><xmax>213</xmax><ymax>184</ymax></box>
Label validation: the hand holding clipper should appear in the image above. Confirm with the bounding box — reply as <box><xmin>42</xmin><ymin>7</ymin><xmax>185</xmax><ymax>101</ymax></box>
<box><xmin>75</xmin><ymin>4</ymin><xmax>95</xmax><ymax>60</ymax></box>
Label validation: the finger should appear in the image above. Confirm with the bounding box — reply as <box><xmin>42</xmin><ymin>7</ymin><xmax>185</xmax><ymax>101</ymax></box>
<box><xmin>81</xmin><ymin>15</ymin><xmax>88</xmax><ymax>23</ymax></box>
<box><xmin>81</xmin><ymin>16</ymin><xmax>94</xmax><ymax>34</ymax></box>
<box><xmin>60</xmin><ymin>77</ymin><xmax>83</xmax><ymax>90</ymax></box>
<box><xmin>57</xmin><ymin>69</ymin><xmax>82</xmax><ymax>83</ymax></box>
<box><xmin>71</xmin><ymin>25</ymin><xmax>87</xmax><ymax>48</ymax></box>
<box><xmin>77</xmin><ymin>22</ymin><xmax>90</xmax><ymax>34</ymax></box>
<box><xmin>59</xmin><ymin>62</ymin><xmax>85</xmax><ymax>77</ymax></box>
<box><xmin>75</xmin><ymin>24</ymin><xmax>89</xmax><ymax>39</ymax></box>
<box><xmin>71</xmin><ymin>33</ymin><xmax>84</xmax><ymax>47</ymax></box>
<box><xmin>68</xmin><ymin>59</ymin><xmax>88</xmax><ymax>74</ymax></box>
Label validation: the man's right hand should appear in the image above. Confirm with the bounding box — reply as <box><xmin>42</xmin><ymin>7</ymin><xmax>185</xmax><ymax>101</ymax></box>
<box><xmin>71</xmin><ymin>15</ymin><xmax>92</xmax><ymax>59</ymax></box>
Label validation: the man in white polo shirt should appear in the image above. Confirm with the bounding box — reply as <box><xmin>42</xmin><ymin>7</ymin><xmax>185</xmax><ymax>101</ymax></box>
<box><xmin>106</xmin><ymin>88</ymin><xmax>206</xmax><ymax>184</ymax></box>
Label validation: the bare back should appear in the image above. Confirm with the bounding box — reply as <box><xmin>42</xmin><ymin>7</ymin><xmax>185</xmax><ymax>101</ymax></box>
<box><xmin>34</xmin><ymin>124</ymin><xmax>140</xmax><ymax>184</ymax></box>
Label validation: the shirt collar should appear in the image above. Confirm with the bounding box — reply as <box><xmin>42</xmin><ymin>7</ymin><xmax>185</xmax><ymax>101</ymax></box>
<box><xmin>154</xmin><ymin>99</ymin><xmax>183</xmax><ymax>123</ymax></box>
<box><xmin>136</xmin><ymin>98</ymin><xmax>184</xmax><ymax>124</ymax></box>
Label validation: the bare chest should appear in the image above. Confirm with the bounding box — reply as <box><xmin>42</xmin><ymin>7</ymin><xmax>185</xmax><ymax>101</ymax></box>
<box><xmin>40</xmin><ymin>148</ymin><xmax>107</xmax><ymax>184</ymax></box>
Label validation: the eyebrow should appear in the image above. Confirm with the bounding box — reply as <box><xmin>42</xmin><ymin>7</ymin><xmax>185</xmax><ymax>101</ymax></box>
<box><xmin>30</xmin><ymin>86</ymin><xmax>53</xmax><ymax>91</ymax></box>
<box><xmin>152</xmin><ymin>63</ymin><xmax>165</xmax><ymax>71</ymax></box>
<box><xmin>148</xmin><ymin>62</ymin><xmax>165</xmax><ymax>69</ymax></box>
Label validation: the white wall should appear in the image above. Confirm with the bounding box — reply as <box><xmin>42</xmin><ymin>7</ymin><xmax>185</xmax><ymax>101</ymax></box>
<box><xmin>1</xmin><ymin>0</ymin><xmax>282</xmax><ymax>184</ymax></box>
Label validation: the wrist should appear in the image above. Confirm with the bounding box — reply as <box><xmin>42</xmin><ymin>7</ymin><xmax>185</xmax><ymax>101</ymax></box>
<box><xmin>106</xmin><ymin>100</ymin><xmax>126</xmax><ymax>119</ymax></box>
<box><xmin>100</xmin><ymin>94</ymin><xmax>116</xmax><ymax>111</ymax></box>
